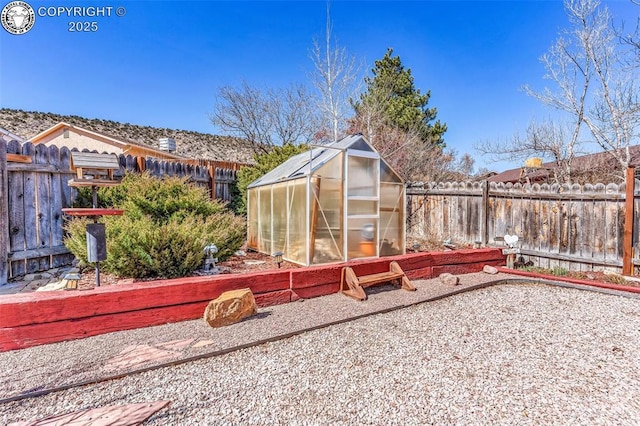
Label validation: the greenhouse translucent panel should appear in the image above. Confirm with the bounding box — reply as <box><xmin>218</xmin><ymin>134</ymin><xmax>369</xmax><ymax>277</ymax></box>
<box><xmin>315</xmin><ymin>152</ymin><xmax>343</xmax><ymax>179</ymax></box>
<box><xmin>312</xmin><ymin>175</ymin><xmax>343</xmax><ymax>264</ymax></box>
<box><xmin>247</xmin><ymin>188</ymin><xmax>258</xmax><ymax>250</ymax></box>
<box><xmin>348</xmin><ymin>139</ymin><xmax>375</xmax><ymax>153</ymax></box>
<box><xmin>286</xmin><ymin>179</ymin><xmax>307</xmax><ymax>265</ymax></box>
<box><xmin>379</xmin><ymin>183</ymin><xmax>405</xmax><ymax>256</ymax></box>
<box><xmin>258</xmin><ymin>186</ymin><xmax>272</xmax><ymax>254</ymax></box>
<box><xmin>380</xmin><ymin>161</ymin><xmax>402</xmax><ymax>183</ymax></box>
<box><xmin>347</xmin><ymin>156</ymin><xmax>378</xmax><ymax>197</ymax></box>
<box><xmin>347</xmin><ymin>217</ymin><xmax>378</xmax><ymax>260</ymax></box>
<box><xmin>272</xmin><ymin>183</ymin><xmax>287</xmax><ymax>254</ymax></box>
<box><xmin>348</xmin><ymin>199</ymin><xmax>377</xmax><ymax>216</ymax></box>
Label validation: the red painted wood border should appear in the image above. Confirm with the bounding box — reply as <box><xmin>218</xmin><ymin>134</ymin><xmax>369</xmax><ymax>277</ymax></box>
<box><xmin>0</xmin><ymin>250</ymin><xmax>507</xmax><ymax>351</ymax></box>
<box><xmin>0</xmin><ymin>270</ymin><xmax>290</xmax><ymax>328</ymax></box>
<box><xmin>496</xmin><ymin>266</ymin><xmax>640</xmax><ymax>294</ymax></box>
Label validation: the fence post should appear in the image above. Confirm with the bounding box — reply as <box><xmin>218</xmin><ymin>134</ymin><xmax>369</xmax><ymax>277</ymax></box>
<box><xmin>208</xmin><ymin>164</ymin><xmax>216</xmax><ymax>200</ymax></box>
<box><xmin>0</xmin><ymin>139</ymin><xmax>8</xmax><ymax>285</ymax></box>
<box><xmin>481</xmin><ymin>180</ymin><xmax>489</xmax><ymax>245</ymax></box>
<box><xmin>623</xmin><ymin>166</ymin><xmax>635</xmax><ymax>275</ymax></box>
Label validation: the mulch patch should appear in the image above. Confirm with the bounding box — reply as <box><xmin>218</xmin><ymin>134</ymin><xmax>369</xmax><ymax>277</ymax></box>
<box><xmin>75</xmin><ymin>249</ymin><xmax>300</xmax><ymax>290</ymax></box>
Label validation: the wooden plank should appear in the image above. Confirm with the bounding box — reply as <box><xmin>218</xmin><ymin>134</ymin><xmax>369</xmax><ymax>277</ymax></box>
<box><xmin>568</xmin><ymin>195</ymin><xmax>580</xmax><ymax>271</ymax></box>
<box><xmin>8</xmin><ymin>245</ymin><xmax>71</xmax><ymax>261</ymax></box>
<box><xmin>432</xmin><ymin>260</ymin><xmax>503</xmax><ymax>276</ymax></box>
<box><xmin>0</xmin><ymin>270</ymin><xmax>292</xmax><ymax>328</ymax></box>
<box><xmin>358</xmin><ymin>271</ymin><xmax>403</xmax><ymax>286</ymax></box>
<box><xmin>67</xmin><ymin>178</ymin><xmax>122</xmax><ymax>187</ymax></box>
<box><xmin>517</xmin><ymin>248</ymin><xmax>622</xmax><ymax>268</ymax></box>
<box><xmin>6</xmin><ymin>163</ymin><xmax>60</xmax><ymax>172</ymax></box>
<box><xmin>254</xmin><ymin>289</ymin><xmax>292</xmax><ymax>307</ymax></box>
<box><xmin>6</xmin><ymin>153</ymin><xmax>31</xmax><ymax>163</ymax></box>
<box><xmin>593</xmin><ymin>185</ymin><xmax>607</xmax><ymax>262</ymax></box>
<box><xmin>0</xmin><ymin>139</ymin><xmax>8</xmax><ymax>284</ymax></box>
<box><xmin>21</xmin><ymin>143</ymin><xmax>39</xmax><ymax>274</ymax></box>
<box><xmin>291</xmin><ymin>282</ymin><xmax>340</xmax><ymax>300</ymax></box>
<box><xmin>1</xmin><ymin>288</ymin><xmax>304</xmax><ymax>351</ymax></box>
<box><xmin>59</xmin><ymin>147</ymin><xmax>74</xmax><ymax>210</ymax></box>
<box><xmin>7</xmin><ymin>141</ymin><xmax>26</xmax><ymax>277</ymax></box>
<box><xmin>48</xmin><ymin>145</ymin><xmax>64</xmax><ymax>252</ymax></box>
<box><xmin>623</xmin><ymin>167</ymin><xmax>635</xmax><ymax>275</ymax></box>
<box><xmin>0</xmin><ymin>302</ymin><xmax>208</xmax><ymax>351</ymax></box>
<box><xmin>604</xmin><ymin>188</ymin><xmax>619</xmax><ymax>263</ymax></box>
<box><xmin>35</xmin><ymin>144</ymin><xmax>52</xmax><ymax>271</ymax></box>
<box><xmin>70</xmin><ymin>152</ymin><xmax>119</xmax><ymax>170</ymax></box>
<box><xmin>16</xmin><ymin>400</ymin><xmax>171</xmax><ymax>426</ymax></box>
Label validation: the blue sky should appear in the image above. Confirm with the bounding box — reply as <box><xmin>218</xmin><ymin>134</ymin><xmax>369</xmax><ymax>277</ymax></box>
<box><xmin>1</xmin><ymin>0</ymin><xmax>637</xmax><ymax>172</ymax></box>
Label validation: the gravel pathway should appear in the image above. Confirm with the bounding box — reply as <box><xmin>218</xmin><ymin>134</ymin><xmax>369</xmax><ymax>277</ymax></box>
<box><xmin>3</xmin><ymin>281</ymin><xmax>640</xmax><ymax>425</ymax></box>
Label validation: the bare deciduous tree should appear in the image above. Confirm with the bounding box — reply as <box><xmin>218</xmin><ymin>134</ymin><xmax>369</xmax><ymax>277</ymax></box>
<box><xmin>476</xmin><ymin>120</ymin><xmax>580</xmax><ymax>183</ymax></box>
<box><xmin>308</xmin><ymin>2</ymin><xmax>361</xmax><ymax>143</ymax></box>
<box><xmin>349</xmin><ymin>97</ymin><xmax>459</xmax><ymax>181</ymax></box>
<box><xmin>211</xmin><ymin>82</ymin><xmax>316</xmax><ymax>153</ymax></box>
<box><xmin>570</xmin><ymin>0</ymin><xmax>640</xmax><ymax>174</ymax></box>
<box><xmin>477</xmin><ymin>0</ymin><xmax>640</xmax><ymax>183</ymax></box>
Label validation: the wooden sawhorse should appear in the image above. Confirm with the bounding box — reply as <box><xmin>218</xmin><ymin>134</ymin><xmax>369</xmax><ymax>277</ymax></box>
<box><xmin>340</xmin><ymin>261</ymin><xmax>416</xmax><ymax>301</ymax></box>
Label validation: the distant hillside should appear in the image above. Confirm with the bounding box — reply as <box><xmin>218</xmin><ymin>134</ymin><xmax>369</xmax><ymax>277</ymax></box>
<box><xmin>0</xmin><ymin>108</ymin><xmax>257</xmax><ymax>164</ymax></box>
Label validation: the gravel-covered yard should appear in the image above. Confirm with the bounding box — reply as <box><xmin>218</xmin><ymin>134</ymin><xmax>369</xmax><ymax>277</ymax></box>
<box><xmin>2</xmin><ymin>281</ymin><xmax>640</xmax><ymax>425</ymax></box>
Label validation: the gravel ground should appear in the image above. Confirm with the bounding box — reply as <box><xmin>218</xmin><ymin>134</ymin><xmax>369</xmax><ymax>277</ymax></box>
<box><xmin>3</xmin><ymin>280</ymin><xmax>640</xmax><ymax>425</ymax></box>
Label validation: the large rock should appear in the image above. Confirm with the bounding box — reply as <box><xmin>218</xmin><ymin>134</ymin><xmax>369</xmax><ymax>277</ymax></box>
<box><xmin>204</xmin><ymin>288</ymin><xmax>257</xmax><ymax>328</ymax></box>
<box><xmin>439</xmin><ymin>273</ymin><xmax>459</xmax><ymax>286</ymax></box>
<box><xmin>483</xmin><ymin>265</ymin><xmax>499</xmax><ymax>275</ymax></box>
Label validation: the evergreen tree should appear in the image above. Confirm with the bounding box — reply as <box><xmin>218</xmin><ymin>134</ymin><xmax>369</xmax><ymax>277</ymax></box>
<box><xmin>354</xmin><ymin>48</ymin><xmax>446</xmax><ymax>147</ymax></box>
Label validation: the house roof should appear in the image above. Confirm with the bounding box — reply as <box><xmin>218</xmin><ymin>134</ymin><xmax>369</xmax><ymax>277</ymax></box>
<box><xmin>0</xmin><ymin>127</ymin><xmax>26</xmax><ymax>144</ymax></box>
<box><xmin>248</xmin><ymin>134</ymin><xmax>400</xmax><ymax>189</ymax></box>
<box><xmin>488</xmin><ymin>145</ymin><xmax>640</xmax><ymax>183</ymax></box>
<box><xmin>28</xmin><ymin>122</ymin><xmax>184</xmax><ymax>160</ymax></box>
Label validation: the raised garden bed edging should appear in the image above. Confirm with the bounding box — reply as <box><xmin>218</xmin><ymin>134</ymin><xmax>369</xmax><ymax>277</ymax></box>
<box><xmin>0</xmin><ymin>249</ymin><xmax>506</xmax><ymax>351</ymax></box>
<box><xmin>495</xmin><ymin>267</ymin><xmax>640</xmax><ymax>294</ymax></box>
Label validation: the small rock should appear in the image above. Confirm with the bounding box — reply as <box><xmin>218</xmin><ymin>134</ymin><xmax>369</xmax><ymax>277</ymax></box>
<box><xmin>234</xmin><ymin>250</ymin><xmax>247</xmax><ymax>257</ymax></box>
<box><xmin>439</xmin><ymin>273</ymin><xmax>459</xmax><ymax>286</ymax></box>
<box><xmin>117</xmin><ymin>278</ymin><xmax>135</xmax><ymax>285</ymax></box>
<box><xmin>23</xmin><ymin>273</ymin><xmax>42</xmax><ymax>281</ymax></box>
<box><xmin>36</xmin><ymin>280</ymin><xmax>68</xmax><ymax>292</ymax></box>
<box><xmin>204</xmin><ymin>288</ymin><xmax>257</xmax><ymax>328</ymax></box>
<box><xmin>586</xmin><ymin>274</ymin><xmax>595</xmax><ymax>280</ymax></box>
<box><xmin>483</xmin><ymin>265</ymin><xmax>499</xmax><ymax>275</ymax></box>
<box><xmin>243</xmin><ymin>260</ymin><xmax>266</xmax><ymax>265</ymax></box>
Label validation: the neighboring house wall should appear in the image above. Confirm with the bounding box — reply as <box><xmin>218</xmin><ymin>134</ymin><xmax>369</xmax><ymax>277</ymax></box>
<box><xmin>36</xmin><ymin>127</ymin><xmax>124</xmax><ymax>155</ymax></box>
<box><xmin>29</xmin><ymin>123</ymin><xmax>183</xmax><ymax>160</ymax></box>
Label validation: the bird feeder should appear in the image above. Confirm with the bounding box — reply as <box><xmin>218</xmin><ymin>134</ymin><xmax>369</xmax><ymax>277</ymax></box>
<box><xmin>62</xmin><ymin>152</ymin><xmax>124</xmax><ymax>287</ymax></box>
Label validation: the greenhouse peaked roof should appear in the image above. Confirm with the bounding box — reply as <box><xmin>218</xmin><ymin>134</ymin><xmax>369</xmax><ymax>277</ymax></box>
<box><xmin>248</xmin><ymin>134</ymin><xmax>376</xmax><ymax>188</ymax></box>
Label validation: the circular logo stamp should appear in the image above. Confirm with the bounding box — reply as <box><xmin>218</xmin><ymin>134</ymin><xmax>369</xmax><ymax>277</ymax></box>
<box><xmin>1</xmin><ymin>1</ymin><xmax>35</xmax><ymax>35</ymax></box>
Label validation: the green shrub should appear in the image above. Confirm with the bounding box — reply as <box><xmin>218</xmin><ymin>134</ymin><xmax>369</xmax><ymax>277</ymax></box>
<box><xmin>65</xmin><ymin>173</ymin><xmax>245</xmax><ymax>279</ymax></box>
<box><xmin>551</xmin><ymin>266</ymin><xmax>569</xmax><ymax>277</ymax></box>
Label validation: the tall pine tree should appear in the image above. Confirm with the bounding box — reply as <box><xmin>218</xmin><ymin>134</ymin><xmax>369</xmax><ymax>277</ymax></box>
<box><xmin>354</xmin><ymin>48</ymin><xmax>446</xmax><ymax>147</ymax></box>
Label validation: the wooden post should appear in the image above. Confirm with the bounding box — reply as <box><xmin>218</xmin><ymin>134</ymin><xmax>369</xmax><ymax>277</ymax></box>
<box><xmin>0</xmin><ymin>139</ymin><xmax>8</xmax><ymax>284</ymax></box>
<box><xmin>136</xmin><ymin>156</ymin><xmax>146</xmax><ymax>173</ymax></box>
<box><xmin>623</xmin><ymin>166</ymin><xmax>635</xmax><ymax>276</ymax></box>
<box><xmin>208</xmin><ymin>164</ymin><xmax>216</xmax><ymax>200</ymax></box>
<box><xmin>481</xmin><ymin>180</ymin><xmax>490</xmax><ymax>245</ymax></box>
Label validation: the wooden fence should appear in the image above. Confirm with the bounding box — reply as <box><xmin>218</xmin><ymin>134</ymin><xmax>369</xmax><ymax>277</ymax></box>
<box><xmin>0</xmin><ymin>140</ymin><xmax>242</xmax><ymax>284</ymax></box>
<box><xmin>407</xmin><ymin>180</ymin><xmax>640</xmax><ymax>273</ymax></box>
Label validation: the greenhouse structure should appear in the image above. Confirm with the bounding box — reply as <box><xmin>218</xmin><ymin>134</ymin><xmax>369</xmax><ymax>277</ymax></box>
<box><xmin>246</xmin><ymin>134</ymin><xmax>405</xmax><ymax>266</ymax></box>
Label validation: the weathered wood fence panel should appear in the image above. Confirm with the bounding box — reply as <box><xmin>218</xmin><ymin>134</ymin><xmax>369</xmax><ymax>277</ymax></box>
<box><xmin>1</xmin><ymin>140</ymin><xmax>242</xmax><ymax>283</ymax></box>
<box><xmin>407</xmin><ymin>180</ymin><xmax>638</xmax><ymax>272</ymax></box>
